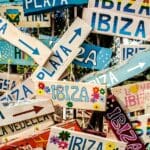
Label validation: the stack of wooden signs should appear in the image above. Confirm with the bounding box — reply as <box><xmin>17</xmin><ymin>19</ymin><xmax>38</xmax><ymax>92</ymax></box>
<box><xmin>0</xmin><ymin>0</ymin><xmax>149</xmax><ymax>149</ymax></box>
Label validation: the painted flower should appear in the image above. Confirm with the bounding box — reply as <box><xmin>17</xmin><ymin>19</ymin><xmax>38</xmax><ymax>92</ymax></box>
<box><xmin>66</xmin><ymin>102</ymin><xmax>73</xmax><ymax>108</ymax></box>
<box><xmin>129</xmin><ymin>84</ymin><xmax>139</xmax><ymax>93</ymax></box>
<box><xmin>92</xmin><ymin>93</ymin><xmax>100</xmax><ymax>99</ymax></box>
<box><xmin>105</xmin><ymin>141</ymin><xmax>117</xmax><ymax>150</ymax></box>
<box><xmin>93</xmin><ymin>87</ymin><xmax>100</xmax><ymax>93</ymax></box>
<box><xmin>58</xmin><ymin>93</ymin><xmax>65</xmax><ymax>100</ymax></box>
<box><xmin>59</xmin><ymin>131</ymin><xmax>71</xmax><ymax>141</ymax></box>
<box><xmin>44</xmin><ymin>86</ymin><xmax>50</xmax><ymax>93</ymax></box>
<box><xmin>37</xmin><ymin>89</ymin><xmax>44</xmax><ymax>95</ymax></box>
<box><xmin>58</xmin><ymin>141</ymin><xmax>68</xmax><ymax>149</ymax></box>
<box><xmin>93</xmin><ymin>103</ymin><xmax>101</xmax><ymax>110</ymax></box>
<box><xmin>50</xmin><ymin>136</ymin><xmax>59</xmax><ymax>144</ymax></box>
<box><xmin>100</xmin><ymin>96</ymin><xmax>105</xmax><ymax>101</ymax></box>
<box><xmin>38</xmin><ymin>82</ymin><xmax>45</xmax><ymax>89</ymax></box>
<box><xmin>100</xmin><ymin>88</ymin><xmax>105</xmax><ymax>95</ymax></box>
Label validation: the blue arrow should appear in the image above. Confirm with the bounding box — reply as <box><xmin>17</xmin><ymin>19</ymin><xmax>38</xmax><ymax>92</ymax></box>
<box><xmin>69</xmin><ymin>28</ymin><xmax>81</xmax><ymax>44</ymax></box>
<box><xmin>19</xmin><ymin>39</ymin><xmax>40</xmax><ymax>55</ymax></box>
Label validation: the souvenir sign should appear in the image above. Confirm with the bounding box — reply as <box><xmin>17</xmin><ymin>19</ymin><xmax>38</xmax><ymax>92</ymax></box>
<box><xmin>74</xmin><ymin>43</ymin><xmax>112</xmax><ymax>70</ymax></box>
<box><xmin>0</xmin><ymin>77</ymin><xmax>35</xmax><ymax>101</ymax></box>
<box><xmin>0</xmin><ymin>40</ymin><xmax>35</xmax><ymax>66</ymax></box>
<box><xmin>88</xmin><ymin>0</ymin><xmax>150</xmax><ymax>18</ymax></box>
<box><xmin>82</xmin><ymin>8</ymin><xmax>150</xmax><ymax>41</ymax></box>
<box><xmin>32</xmin><ymin>17</ymin><xmax>91</xmax><ymax>81</ymax></box>
<box><xmin>0</xmin><ymin>5</ymin><xmax>50</xmax><ymax>27</ymax></box>
<box><xmin>80</xmin><ymin>48</ymin><xmax>150</xmax><ymax>88</ymax></box>
<box><xmin>23</xmin><ymin>0</ymin><xmax>88</xmax><ymax>15</ymax></box>
<box><xmin>0</xmin><ymin>73</ymin><xmax>22</xmax><ymax>92</ymax></box>
<box><xmin>0</xmin><ymin>18</ymin><xmax>91</xmax><ymax>101</ymax></box>
<box><xmin>0</xmin><ymin>113</ymin><xmax>54</xmax><ymax>142</ymax></box>
<box><xmin>131</xmin><ymin>114</ymin><xmax>150</xmax><ymax>148</ymax></box>
<box><xmin>111</xmin><ymin>81</ymin><xmax>150</xmax><ymax>112</ymax></box>
<box><xmin>120</xmin><ymin>44</ymin><xmax>150</xmax><ymax>61</ymax></box>
<box><xmin>47</xmin><ymin>126</ymin><xmax>126</xmax><ymax>150</ymax></box>
<box><xmin>0</xmin><ymin>16</ymin><xmax>52</xmax><ymax>66</ymax></box>
<box><xmin>105</xmin><ymin>95</ymin><xmax>145</xmax><ymax>150</ymax></box>
<box><xmin>35</xmin><ymin>81</ymin><xmax>107</xmax><ymax>111</ymax></box>
<box><xmin>0</xmin><ymin>99</ymin><xmax>54</xmax><ymax>126</ymax></box>
<box><xmin>0</xmin><ymin>130</ymin><xmax>50</xmax><ymax>150</ymax></box>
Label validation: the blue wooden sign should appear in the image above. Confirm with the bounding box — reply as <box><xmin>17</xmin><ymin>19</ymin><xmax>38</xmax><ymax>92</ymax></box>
<box><xmin>23</xmin><ymin>0</ymin><xmax>88</xmax><ymax>15</ymax></box>
<box><xmin>0</xmin><ymin>40</ymin><xmax>35</xmax><ymax>66</ymax></box>
<box><xmin>74</xmin><ymin>43</ymin><xmax>112</xmax><ymax>70</ymax></box>
<box><xmin>81</xmin><ymin>48</ymin><xmax>150</xmax><ymax>88</ymax></box>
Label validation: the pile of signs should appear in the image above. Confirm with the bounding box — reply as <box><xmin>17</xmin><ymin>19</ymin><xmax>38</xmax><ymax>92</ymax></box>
<box><xmin>0</xmin><ymin>0</ymin><xmax>150</xmax><ymax>149</ymax></box>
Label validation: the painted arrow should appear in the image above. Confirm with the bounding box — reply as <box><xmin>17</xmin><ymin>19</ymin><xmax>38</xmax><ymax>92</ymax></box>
<box><xmin>19</xmin><ymin>39</ymin><xmax>40</xmax><ymax>55</ymax></box>
<box><xmin>13</xmin><ymin>106</ymin><xmax>43</xmax><ymax>117</ymax></box>
<box><xmin>127</xmin><ymin>62</ymin><xmax>145</xmax><ymax>72</ymax></box>
<box><xmin>69</xmin><ymin>28</ymin><xmax>81</xmax><ymax>44</ymax></box>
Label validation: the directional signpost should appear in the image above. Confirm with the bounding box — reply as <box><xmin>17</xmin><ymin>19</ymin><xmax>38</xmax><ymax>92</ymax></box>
<box><xmin>0</xmin><ymin>99</ymin><xmax>54</xmax><ymax>126</ymax></box>
<box><xmin>35</xmin><ymin>80</ymin><xmax>107</xmax><ymax>111</ymax></box>
<box><xmin>0</xmin><ymin>16</ymin><xmax>52</xmax><ymax>66</ymax></box>
<box><xmin>47</xmin><ymin>126</ymin><xmax>126</xmax><ymax>150</ymax></box>
<box><xmin>80</xmin><ymin>48</ymin><xmax>150</xmax><ymax>88</ymax></box>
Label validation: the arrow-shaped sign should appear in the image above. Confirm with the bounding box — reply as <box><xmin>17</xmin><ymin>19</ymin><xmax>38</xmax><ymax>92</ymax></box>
<box><xmin>19</xmin><ymin>39</ymin><xmax>40</xmax><ymax>55</ymax></box>
<box><xmin>127</xmin><ymin>62</ymin><xmax>145</xmax><ymax>72</ymax></box>
<box><xmin>13</xmin><ymin>106</ymin><xmax>43</xmax><ymax>117</ymax></box>
<box><xmin>69</xmin><ymin>28</ymin><xmax>81</xmax><ymax>44</ymax></box>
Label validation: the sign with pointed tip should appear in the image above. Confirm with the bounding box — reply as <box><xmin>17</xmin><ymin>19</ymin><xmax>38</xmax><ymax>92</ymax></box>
<box><xmin>35</xmin><ymin>80</ymin><xmax>107</xmax><ymax>111</ymax></box>
<box><xmin>0</xmin><ymin>113</ymin><xmax>54</xmax><ymax>142</ymax></box>
<box><xmin>131</xmin><ymin>114</ymin><xmax>150</xmax><ymax>148</ymax></box>
<box><xmin>47</xmin><ymin>126</ymin><xmax>126</xmax><ymax>150</ymax></box>
<box><xmin>82</xmin><ymin>8</ymin><xmax>150</xmax><ymax>41</ymax></box>
<box><xmin>0</xmin><ymin>73</ymin><xmax>22</xmax><ymax>92</ymax></box>
<box><xmin>80</xmin><ymin>48</ymin><xmax>150</xmax><ymax>88</ymax></box>
<box><xmin>0</xmin><ymin>16</ymin><xmax>52</xmax><ymax>66</ymax></box>
<box><xmin>23</xmin><ymin>0</ymin><xmax>88</xmax><ymax>15</ymax></box>
<box><xmin>120</xmin><ymin>44</ymin><xmax>150</xmax><ymax>61</ymax></box>
<box><xmin>0</xmin><ymin>99</ymin><xmax>54</xmax><ymax>127</ymax></box>
<box><xmin>88</xmin><ymin>0</ymin><xmax>150</xmax><ymax>18</ymax></box>
<box><xmin>111</xmin><ymin>81</ymin><xmax>150</xmax><ymax>112</ymax></box>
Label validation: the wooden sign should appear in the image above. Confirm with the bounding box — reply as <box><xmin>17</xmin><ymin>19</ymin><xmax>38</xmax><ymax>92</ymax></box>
<box><xmin>0</xmin><ymin>16</ymin><xmax>52</xmax><ymax>66</ymax></box>
<box><xmin>32</xmin><ymin>17</ymin><xmax>91</xmax><ymax>81</ymax></box>
<box><xmin>105</xmin><ymin>95</ymin><xmax>145</xmax><ymax>150</ymax></box>
<box><xmin>47</xmin><ymin>126</ymin><xmax>126</xmax><ymax>150</ymax></box>
<box><xmin>0</xmin><ymin>5</ymin><xmax>51</xmax><ymax>27</ymax></box>
<box><xmin>111</xmin><ymin>81</ymin><xmax>150</xmax><ymax>112</ymax></box>
<box><xmin>35</xmin><ymin>81</ymin><xmax>107</xmax><ymax>111</ymax></box>
<box><xmin>80</xmin><ymin>48</ymin><xmax>150</xmax><ymax>88</ymax></box>
<box><xmin>0</xmin><ymin>73</ymin><xmax>22</xmax><ymax>92</ymax></box>
<box><xmin>0</xmin><ymin>18</ymin><xmax>91</xmax><ymax>101</ymax></box>
<box><xmin>0</xmin><ymin>113</ymin><xmax>54</xmax><ymax>142</ymax></box>
<box><xmin>82</xmin><ymin>8</ymin><xmax>150</xmax><ymax>41</ymax></box>
<box><xmin>0</xmin><ymin>99</ymin><xmax>54</xmax><ymax>126</ymax></box>
<box><xmin>131</xmin><ymin>114</ymin><xmax>150</xmax><ymax>148</ymax></box>
<box><xmin>88</xmin><ymin>0</ymin><xmax>150</xmax><ymax>18</ymax></box>
<box><xmin>120</xmin><ymin>44</ymin><xmax>150</xmax><ymax>61</ymax></box>
<box><xmin>23</xmin><ymin>0</ymin><xmax>88</xmax><ymax>15</ymax></box>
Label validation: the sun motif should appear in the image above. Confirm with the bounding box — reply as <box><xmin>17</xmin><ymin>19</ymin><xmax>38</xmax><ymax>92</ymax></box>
<box><xmin>129</xmin><ymin>84</ymin><xmax>139</xmax><ymax>93</ymax></box>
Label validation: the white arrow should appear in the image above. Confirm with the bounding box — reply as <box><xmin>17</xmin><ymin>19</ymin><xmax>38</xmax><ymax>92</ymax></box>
<box><xmin>127</xmin><ymin>62</ymin><xmax>145</xmax><ymax>72</ymax></box>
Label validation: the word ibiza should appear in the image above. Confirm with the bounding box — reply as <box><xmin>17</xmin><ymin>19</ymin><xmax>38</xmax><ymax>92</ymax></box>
<box><xmin>105</xmin><ymin>95</ymin><xmax>145</xmax><ymax>150</ymax></box>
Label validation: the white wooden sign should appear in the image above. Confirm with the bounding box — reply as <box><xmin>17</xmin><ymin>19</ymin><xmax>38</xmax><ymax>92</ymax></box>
<box><xmin>0</xmin><ymin>16</ymin><xmax>52</xmax><ymax>66</ymax></box>
<box><xmin>120</xmin><ymin>44</ymin><xmax>150</xmax><ymax>61</ymax></box>
<box><xmin>35</xmin><ymin>81</ymin><xmax>106</xmax><ymax>111</ymax></box>
<box><xmin>0</xmin><ymin>113</ymin><xmax>54</xmax><ymax>142</ymax></box>
<box><xmin>82</xmin><ymin>8</ymin><xmax>150</xmax><ymax>41</ymax></box>
<box><xmin>131</xmin><ymin>114</ymin><xmax>150</xmax><ymax>145</ymax></box>
<box><xmin>32</xmin><ymin>17</ymin><xmax>91</xmax><ymax>81</ymax></box>
<box><xmin>0</xmin><ymin>73</ymin><xmax>22</xmax><ymax>92</ymax></box>
<box><xmin>88</xmin><ymin>0</ymin><xmax>150</xmax><ymax>18</ymax></box>
<box><xmin>0</xmin><ymin>99</ymin><xmax>54</xmax><ymax>126</ymax></box>
<box><xmin>111</xmin><ymin>81</ymin><xmax>150</xmax><ymax>112</ymax></box>
<box><xmin>0</xmin><ymin>5</ymin><xmax>51</xmax><ymax>27</ymax></box>
<box><xmin>47</xmin><ymin>127</ymin><xmax>126</xmax><ymax>150</ymax></box>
